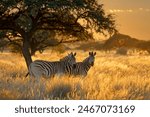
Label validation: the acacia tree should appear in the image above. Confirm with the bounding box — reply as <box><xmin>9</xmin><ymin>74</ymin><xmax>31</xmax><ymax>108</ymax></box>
<box><xmin>0</xmin><ymin>0</ymin><xmax>116</xmax><ymax>69</ymax></box>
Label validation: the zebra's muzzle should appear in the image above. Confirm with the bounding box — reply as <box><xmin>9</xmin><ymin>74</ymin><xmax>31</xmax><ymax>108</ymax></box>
<box><xmin>91</xmin><ymin>62</ymin><xmax>94</xmax><ymax>66</ymax></box>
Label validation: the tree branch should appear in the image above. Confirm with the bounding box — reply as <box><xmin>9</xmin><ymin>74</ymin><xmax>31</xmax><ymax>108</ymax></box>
<box><xmin>62</xmin><ymin>39</ymin><xmax>80</xmax><ymax>43</ymax></box>
<box><xmin>74</xmin><ymin>11</ymin><xmax>90</xmax><ymax>23</ymax></box>
<box><xmin>5</xmin><ymin>35</ymin><xmax>22</xmax><ymax>49</ymax></box>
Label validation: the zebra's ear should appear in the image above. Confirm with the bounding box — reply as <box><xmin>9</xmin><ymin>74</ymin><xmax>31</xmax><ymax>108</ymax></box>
<box><xmin>68</xmin><ymin>52</ymin><xmax>73</xmax><ymax>56</ymax></box>
<box><xmin>89</xmin><ymin>52</ymin><xmax>92</xmax><ymax>55</ymax></box>
<box><xmin>74</xmin><ymin>52</ymin><xmax>76</xmax><ymax>56</ymax></box>
<box><xmin>93</xmin><ymin>52</ymin><xmax>96</xmax><ymax>56</ymax></box>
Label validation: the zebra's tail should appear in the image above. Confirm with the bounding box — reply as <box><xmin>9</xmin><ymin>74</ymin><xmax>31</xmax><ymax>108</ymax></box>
<box><xmin>25</xmin><ymin>72</ymin><xmax>29</xmax><ymax>78</ymax></box>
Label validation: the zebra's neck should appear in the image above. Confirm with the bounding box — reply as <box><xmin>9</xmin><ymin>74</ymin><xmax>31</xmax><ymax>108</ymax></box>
<box><xmin>82</xmin><ymin>61</ymin><xmax>91</xmax><ymax>72</ymax></box>
<box><xmin>61</xmin><ymin>61</ymin><xmax>72</xmax><ymax>74</ymax></box>
<box><xmin>85</xmin><ymin>63</ymin><xmax>91</xmax><ymax>72</ymax></box>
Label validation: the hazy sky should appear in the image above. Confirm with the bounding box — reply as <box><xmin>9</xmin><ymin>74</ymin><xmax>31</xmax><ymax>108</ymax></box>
<box><xmin>100</xmin><ymin>0</ymin><xmax>150</xmax><ymax>40</ymax></box>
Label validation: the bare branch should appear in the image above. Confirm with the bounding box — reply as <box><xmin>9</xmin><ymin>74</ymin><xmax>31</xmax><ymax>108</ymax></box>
<box><xmin>62</xmin><ymin>39</ymin><xmax>80</xmax><ymax>43</ymax></box>
<box><xmin>75</xmin><ymin>10</ymin><xmax>90</xmax><ymax>23</ymax></box>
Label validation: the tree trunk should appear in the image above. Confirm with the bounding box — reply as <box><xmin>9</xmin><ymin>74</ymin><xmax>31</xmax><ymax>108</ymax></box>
<box><xmin>22</xmin><ymin>34</ymin><xmax>32</xmax><ymax>70</ymax></box>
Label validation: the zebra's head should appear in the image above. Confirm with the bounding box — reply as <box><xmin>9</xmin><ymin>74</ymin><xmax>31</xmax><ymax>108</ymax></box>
<box><xmin>60</xmin><ymin>52</ymin><xmax>77</xmax><ymax>68</ymax></box>
<box><xmin>83</xmin><ymin>52</ymin><xmax>96</xmax><ymax>66</ymax></box>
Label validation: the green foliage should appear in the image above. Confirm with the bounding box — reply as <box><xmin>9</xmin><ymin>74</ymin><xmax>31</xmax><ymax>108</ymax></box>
<box><xmin>1</xmin><ymin>0</ymin><xmax>16</xmax><ymax>7</ymax></box>
<box><xmin>15</xmin><ymin>14</ymin><xmax>32</xmax><ymax>32</ymax></box>
<box><xmin>0</xmin><ymin>31</ymin><xmax>6</xmax><ymax>37</ymax></box>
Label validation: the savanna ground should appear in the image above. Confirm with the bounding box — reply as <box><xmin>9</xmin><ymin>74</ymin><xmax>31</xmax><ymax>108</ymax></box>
<box><xmin>0</xmin><ymin>49</ymin><xmax>150</xmax><ymax>100</ymax></box>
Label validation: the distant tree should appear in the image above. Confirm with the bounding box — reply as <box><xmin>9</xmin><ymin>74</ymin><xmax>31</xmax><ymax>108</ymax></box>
<box><xmin>116</xmin><ymin>47</ymin><xmax>128</xmax><ymax>55</ymax></box>
<box><xmin>0</xmin><ymin>0</ymin><xmax>116</xmax><ymax>69</ymax></box>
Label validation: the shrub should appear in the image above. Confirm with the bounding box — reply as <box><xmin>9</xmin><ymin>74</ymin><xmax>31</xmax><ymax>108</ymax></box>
<box><xmin>116</xmin><ymin>47</ymin><xmax>128</xmax><ymax>55</ymax></box>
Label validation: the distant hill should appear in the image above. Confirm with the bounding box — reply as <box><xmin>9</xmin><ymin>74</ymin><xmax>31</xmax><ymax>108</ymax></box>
<box><xmin>57</xmin><ymin>33</ymin><xmax>150</xmax><ymax>54</ymax></box>
<box><xmin>104</xmin><ymin>33</ymin><xmax>150</xmax><ymax>53</ymax></box>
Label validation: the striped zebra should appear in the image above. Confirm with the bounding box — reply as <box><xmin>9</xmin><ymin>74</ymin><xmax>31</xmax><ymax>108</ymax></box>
<box><xmin>28</xmin><ymin>52</ymin><xmax>76</xmax><ymax>79</ymax></box>
<box><xmin>71</xmin><ymin>52</ymin><xmax>96</xmax><ymax>77</ymax></box>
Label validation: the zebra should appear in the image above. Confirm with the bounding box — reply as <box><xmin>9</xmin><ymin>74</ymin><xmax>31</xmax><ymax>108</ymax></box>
<box><xmin>27</xmin><ymin>52</ymin><xmax>77</xmax><ymax>79</ymax></box>
<box><xmin>71</xmin><ymin>52</ymin><xmax>96</xmax><ymax>77</ymax></box>
<box><xmin>26</xmin><ymin>52</ymin><xmax>76</xmax><ymax>99</ymax></box>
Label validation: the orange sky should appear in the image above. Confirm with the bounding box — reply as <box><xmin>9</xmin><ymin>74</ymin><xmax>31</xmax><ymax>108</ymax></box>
<box><xmin>100</xmin><ymin>0</ymin><xmax>150</xmax><ymax>40</ymax></box>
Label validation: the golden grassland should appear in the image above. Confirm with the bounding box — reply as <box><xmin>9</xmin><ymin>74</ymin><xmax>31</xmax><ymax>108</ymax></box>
<box><xmin>0</xmin><ymin>50</ymin><xmax>150</xmax><ymax>100</ymax></box>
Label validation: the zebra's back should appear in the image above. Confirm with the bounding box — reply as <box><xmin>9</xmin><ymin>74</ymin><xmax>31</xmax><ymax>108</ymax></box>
<box><xmin>28</xmin><ymin>52</ymin><xmax>77</xmax><ymax>78</ymax></box>
<box><xmin>29</xmin><ymin>60</ymin><xmax>63</xmax><ymax>78</ymax></box>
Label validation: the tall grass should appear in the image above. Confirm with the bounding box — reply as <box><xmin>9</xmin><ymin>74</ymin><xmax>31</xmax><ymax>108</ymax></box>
<box><xmin>0</xmin><ymin>51</ymin><xmax>150</xmax><ymax>100</ymax></box>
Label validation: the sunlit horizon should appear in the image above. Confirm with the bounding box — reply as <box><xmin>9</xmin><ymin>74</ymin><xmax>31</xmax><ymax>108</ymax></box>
<box><xmin>100</xmin><ymin>0</ymin><xmax>150</xmax><ymax>40</ymax></box>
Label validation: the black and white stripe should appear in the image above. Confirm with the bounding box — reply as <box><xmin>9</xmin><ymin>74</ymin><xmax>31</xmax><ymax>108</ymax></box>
<box><xmin>71</xmin><ymin>52</ymin><xmax>96</xmax><ymax>77</ymax></box>
<box><xmin>28</xmin><ymin>52</ymin><xmax>76</xmax><ymax>78</ymax></box>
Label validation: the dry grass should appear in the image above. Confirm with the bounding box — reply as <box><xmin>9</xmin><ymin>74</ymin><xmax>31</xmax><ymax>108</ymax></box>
<box><xmin>0</xmin><ymin>51</ymin><xmax>150</xmax><ymax>100</ymax></box>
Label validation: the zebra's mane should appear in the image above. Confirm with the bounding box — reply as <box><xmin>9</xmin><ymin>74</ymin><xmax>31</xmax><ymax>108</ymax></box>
<box><xmin>60</xmin><ymin>56</ymin><xmax>69</xmax><ymax>61</ymax></box>
<box><xmin>82</xmin><ymin>57</ymin><xmax>90</xmax><ymax>63</ymax></box>
<box><xmin>60</xmin><ymin>52</ymin><xmax>76</xmax><ymax>62</ymax></box>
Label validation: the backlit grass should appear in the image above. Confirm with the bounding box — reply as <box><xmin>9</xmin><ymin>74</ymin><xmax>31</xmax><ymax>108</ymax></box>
<box><xmin>0</xmin><ymin>51</ymin><xmax>150</xmax><ymax>100</ymax></box>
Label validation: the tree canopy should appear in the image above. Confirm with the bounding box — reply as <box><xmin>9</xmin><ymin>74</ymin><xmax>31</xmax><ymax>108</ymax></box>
<box><xmin>0</xmin><ymin>0</ymin><xmax>116</xmax><ymax>68</ymax></box>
